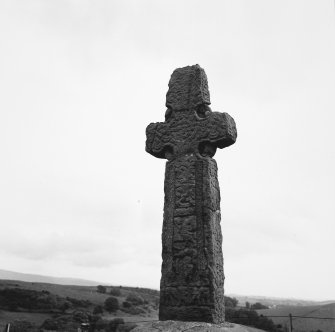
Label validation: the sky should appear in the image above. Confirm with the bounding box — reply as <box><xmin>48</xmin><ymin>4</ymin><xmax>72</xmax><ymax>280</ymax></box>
<box><xmin>0</xmin><ymin>0</ymin><xmax>334</xmax><ymax>301</ymax></box>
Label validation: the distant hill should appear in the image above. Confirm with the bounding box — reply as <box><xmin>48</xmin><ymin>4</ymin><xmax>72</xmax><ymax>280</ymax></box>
<box><xmin>0</xmin><ymin>269</ymin><xmax>100</xmax><ymax>286</ymax></box>
<box><xmin>228</xmin><ymin>293</ymin><xmax>335</xmax><ymax>307</ymax></box>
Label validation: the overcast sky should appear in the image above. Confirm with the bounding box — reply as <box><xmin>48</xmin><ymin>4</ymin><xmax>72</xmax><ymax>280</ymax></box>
<box><xmin>0</xmin><ymin>0</ymin><xmax>334</xmax><ymax>301</ymax></box>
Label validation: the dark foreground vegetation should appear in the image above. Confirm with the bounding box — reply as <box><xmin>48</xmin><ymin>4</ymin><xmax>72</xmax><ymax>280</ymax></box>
<box><xmin>0</xmin><ymin>288</ymin><xmax>90</xmax><ymax>312</ymax></box>
<box><xmin>0</xmin><ymin>281</ymin><xmax>159</xmax><ymax>331</ymax></box>
<box><xmin>224</xmin><ymin>296</ymin><xmax>280</xmax><ymax>332</ymax></box>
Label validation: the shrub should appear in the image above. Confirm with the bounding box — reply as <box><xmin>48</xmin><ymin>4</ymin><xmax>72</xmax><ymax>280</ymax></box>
<box><xmin>110</xmin><ymin>287</ymin><xmax>122</xmax><ymax>296</ymax></box>
<box><xmin>0</xmin><ymin>288</ymin><xmax>92</xmax><ymax>313</ymax></box>
<box><xmin>122</xmin><ymin>301</ymin><xmax>131</xmax><ymax>308</ymax></box>
<box><xmin>224</xmin><ymin>296</ymin><xmax>238</xmax><ymax>308</ymax></box>
<box><xmin>107</xmin><ymin>318</ymin><xmax>124</xmax><ymax>332</ymax></box>
<box><xmin>118</xmin><ymin>323</ymin><xmax>137</xmax><ymax>331</ymax></box>
<box><xmin>251</xmin><ymin>302</ymin><xmax>269</xmax><ymax>310</ymax></box>
<box><xmin>72</xmin><ymin>310</ymin><xmax>91</xmax><ymax>323</ymax></box>
<box><xmin>93</xmin><ymin>304</ymin><xmax>104</xmax><ymax>315</ymax></box>
<box><xmin>60</xmin><ymin>300</ymin><xmax>72</xmax><ymax>313</ymax></box>
<box><xmin>8</xmin><ymin>320</ymin><xmax>36</xmax><ymax>332</ymax></box>
<box><xmin>93</xmin><ymin>318</ymin><xmax>108</xmax><ymax>331</ymax></box>
<box><xmin>226</xmin><ymin>308</ymin><xmax>278</xmax><ymax>332</ymax></box>
<box><xmin>66</xmin><ymin>297</ymin><xmax>91</xmax><ymax>308</ymax></box>
<box><xmin>97</xmin><ymin>285</ymin><xmax>107</xmax><ymax>294</ymax></box>
<box><xmin>121</xmin><ymin>305</ymin><xmax>146</xmax><ymax>315</ymax></box>
<box><xmin>41</xmin><ymin>311</ymin><xmax>91</xmax><ymax>331</ymax></box>
<box><xmin>125</xmin><ymin>292</ymin><xmax>144</xmax><ymax>306</ymax></box>
<box><xmin>40</xmin><ymin>318</ymin><xmax>59</xmax><ymax>330</ymax></box>
<box><xmin>0</xmin><ymin>288</ymin><xmax>60</xmax><ymax>311</ymax></box>
<box><xmin>104</xmin><ymin>296</ymin><xmax>119</xmax><ymax>313</ymax></box>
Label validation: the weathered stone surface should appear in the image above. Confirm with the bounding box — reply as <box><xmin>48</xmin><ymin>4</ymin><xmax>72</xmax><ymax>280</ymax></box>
<box><xmin>160</xmin><ymin>156</ymin><xmax>224</xmax><ymax>323</ymax></box>
<box><xmin>132</xmin><ymin>320</ymin><xmax>265</xmax><ymax>332</ymax></box>
<box><xmin>145</xmin><ymin>64</ymin><xmax>237</xmax><ymax>323</ymax></box>
<box><xmin>166</xmin><ymin>65</ymin><xmax>210</xmax><ymax>110</ymax></box>
<box><xmin>146</xmin><ymin>109</ymin><xmax>236</xmax><ymax>160</ymax></box>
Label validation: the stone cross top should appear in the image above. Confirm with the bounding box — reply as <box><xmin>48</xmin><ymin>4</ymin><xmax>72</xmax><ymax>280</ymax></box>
<box><xmin>146</xmin><ymin>65</ymin><xmax>237</xmax><ymax>323</ymax></box>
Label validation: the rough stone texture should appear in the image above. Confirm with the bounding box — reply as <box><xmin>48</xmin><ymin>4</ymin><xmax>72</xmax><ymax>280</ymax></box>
<box><xmin>132</xmin><ymin>321</ymin><xmax>265</xmax><ymax>332</ymax></box>
<box><xmin>166</xmin><ymin>65</ymin><xmax>211</xmax><ymax>110</ymax></box>
<box><xmin>145</xmin><ymin>65</ymin><xmax>237</xmax><ymax>324</ymax></box>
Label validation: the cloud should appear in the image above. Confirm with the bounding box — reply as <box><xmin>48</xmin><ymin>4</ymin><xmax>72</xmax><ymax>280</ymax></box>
<box><xmin>0</xmin><ymin>0</ymin><xmax>334</xmax><ymax>300</ymax></box>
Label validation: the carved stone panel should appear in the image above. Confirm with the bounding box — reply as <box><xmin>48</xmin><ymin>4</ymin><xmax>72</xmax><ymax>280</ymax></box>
<box><xmin>159</xmin><ymin>155</ymin><xmax>225</xmax><ymax>323</ymax></box>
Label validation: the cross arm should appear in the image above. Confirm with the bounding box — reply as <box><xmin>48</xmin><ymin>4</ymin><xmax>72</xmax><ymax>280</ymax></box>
<box><xmin>198</xmin><ymin>112</ymin><xmax>237</xmax><ymax>152</ymax></box>
<box><xmin>145</xmin><ymin>121</ymin><xmax>173</xmax><ymax>159</ymax></box>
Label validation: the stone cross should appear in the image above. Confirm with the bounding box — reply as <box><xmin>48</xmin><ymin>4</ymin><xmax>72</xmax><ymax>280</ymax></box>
<box><xmin>146</xmin><ymin>65</ymin><xmax>237</xmax><ymax>323</ymax></box>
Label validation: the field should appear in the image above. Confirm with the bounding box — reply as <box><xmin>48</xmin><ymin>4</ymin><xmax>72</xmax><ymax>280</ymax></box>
<box><xmin>1</xmin><ymin>275</ymin><xmax>334</xmax><ymax>331</ymax></box>
<box><xmin>229</xmin><ymin>294</ymin><xmax>333</xmax><ymax>308</ymax></box>
<box><xmin>0</xmin><ymin>280</ymin><xmax>158</xmax><ymax>306</ymax></box>
<box><xmin>257</xmin><ymin>303</ymin><xmax>335</xmax><ymax>332</ymax></box>
<box><xmin>0</xmin><ymin>279</ymin><xmax>159</xmax><ymax>331</ymax></box>
<box><xmin>0</xmin><ymin>278</ymin><xmax>271</xmax><ymax>331</ymax></box>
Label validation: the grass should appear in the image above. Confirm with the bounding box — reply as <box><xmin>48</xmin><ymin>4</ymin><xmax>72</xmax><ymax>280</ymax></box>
<box><xmin>257</xmin><ymin>303</ymin><xmax>335</xmax><ymax>332</ymax></box>
<box><xmin>0</xmin><ymin>279</ymin><xmax>159</xmax><ymax>330</ymax></box>
<box><xmin>2</xmin><ymin>278</ymin><xmax>333</xmax><ymax>331</ymax></box>
<box><xmin>0</xmin><ymin>311</ymin><xmax>50</xmax><ymax>330</ymax></box>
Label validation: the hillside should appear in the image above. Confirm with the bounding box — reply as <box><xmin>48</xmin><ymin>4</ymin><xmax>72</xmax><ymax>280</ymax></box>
<box><xmin>0</xmin><ymin>279</ymin><xmax>159</xmax><ymax>331</ymax></box>
<box><xmin>1</xmin><ymin>270</ymin><xmax>333</xmax><ymax>331</ymax></box>
<box><xmin>0</xmin><ymin>279</ymin><xmax>159</xmax><ymax>307</ymax></box>
<box><xmin>257</xmin><ymin>303</ymin><xmax>335</xmax><ymax>332</ymax></box>
<box><xmin>228</xmin><ymin>294</ymin><xmax>333</xmax><ymax>308</ymax></box>
<box><xmin>2</xmin><ymin>269</ymin><xmax>333</xmax><ymax>307</ymax></box>
<box><xmin>0</xmin><ymin>279</ymin><xmax>275</xmax><ymax>332</ymax></box>
<box><xmin>0</xmin><ymin>269</ymin><xmax>100</xmax><ymax>286</ymax></box>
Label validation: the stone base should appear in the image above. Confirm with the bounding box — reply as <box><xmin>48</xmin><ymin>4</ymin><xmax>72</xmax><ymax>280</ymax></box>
<box><xmin>132</xmin><ymin>320</ymin><xmax>265</xmax><ymax>332</ymax></box>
